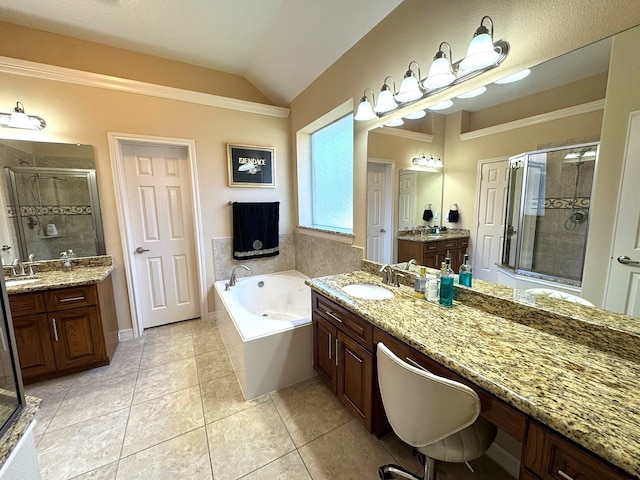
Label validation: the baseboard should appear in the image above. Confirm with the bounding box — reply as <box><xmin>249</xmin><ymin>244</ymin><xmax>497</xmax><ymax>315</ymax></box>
<box><xmin>486</xmin><ymin>442</ymin><xmax>520</xmax><ymax>479</ymax></box>
<box><xmin>118</xmin><ymin>329</ymin><xmax>134</xmax><ymax>341</ymax></box>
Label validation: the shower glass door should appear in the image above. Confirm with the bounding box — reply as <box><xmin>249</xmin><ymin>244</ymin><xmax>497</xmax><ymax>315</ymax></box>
<box><xmin>501</xmin><ymin>142</ymin><xmax>598</xmax><ymax>286</ymax></box>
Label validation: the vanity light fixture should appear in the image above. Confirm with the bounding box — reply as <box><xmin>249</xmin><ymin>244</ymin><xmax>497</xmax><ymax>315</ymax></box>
<box><xmin>0</xmin><ymin>102</ymin><xmax>46</xmax><ymax>130</ymax></box>
<box><xmin>457</xmin><ymin>86</ymin><xmax>487</xmax><ymax>98</ymax></box>
<box><xmin>384</xmin><ymin>118</ymin><xmax>404</xmax><ymax>127</ymax></box>
<box><xmin>412</xmin><ymin>153</ymin><xmax>443</xmax><ymax>168</ymax></box>
<box><xmin>424</xmin><ymin>42</ymin><xmax>456</xmax><ymax>89</ymax></box>
<box><xmin>494</xmin><ymin>69</ymin><xmax>531</xmax><ymax>84</ymax></box>
<box><xmin>428</xmin><ymin>99</ymin><xmax>454</xmax><ymax>111</ymax></box>
<box><xmin>375</xmin><ymin>77</ymin><xmax>399</xmax><ymax>113</ymax></box>
<box><xmin>354</xmin><ymin>89</ymin><xmax>376</xmax><ymax>121</ymax></box>
<box><xmin>354</xmin><ymin>15</ymin><xmax>508</xmax><ymax>122</ymax></box>
<box><xmin>404</xmin><ymin>109</ymin><xmax>426</xmax><ymax>120</ymax></box>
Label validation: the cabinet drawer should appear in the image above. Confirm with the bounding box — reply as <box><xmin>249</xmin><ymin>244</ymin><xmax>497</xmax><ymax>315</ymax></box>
<box><xmin>423</xmin><ymin>242</ymin><xmax>440</xmax><ymax>253</ymax></box>
<box><xmin>440</xmin><ymin>239</ymin><xmax>457</xmax><ymax>251</ymax></box>
<box><xmin>524</xmin><ymin>422</ymin><xmax>629</xmax><ymax>480</ymax></box>
<box><xmin>313</xmin><ymin>293</ymin><xmax>373</xmax><ymax>350</ymax></box>
<box><xmin>9</xmin><ymin>292</ymin><xmax>46</xmax><ymax>317</ymax></box>
<box><xmin>45</xmin><ymin>285</ymin><xmax>98</xmax><ymax>311</ymax></box>
<box><xmin>457</xmin><ymin>238</ymin><xmax>469</xmax><ymax>249</ymax></box>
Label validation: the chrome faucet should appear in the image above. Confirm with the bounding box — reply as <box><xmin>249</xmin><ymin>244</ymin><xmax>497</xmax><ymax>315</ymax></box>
<box><xmin>404</xmin><ymin>258</ymin><xmax>417</xmax><ymax>270</ymax></box>
<box><xmin>380</xmin><ymin>264</ymin><xmax>393</xmax><ymax>285</ymax></box>
<box><xmin>227</xmin><ymin>264</ymin><xmax>251</xmax><ymax>288</ymax></box>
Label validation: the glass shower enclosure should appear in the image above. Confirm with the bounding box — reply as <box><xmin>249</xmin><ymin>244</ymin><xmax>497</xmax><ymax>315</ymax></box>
<box><xmin>502</xmin><ymin>142</ymin><xmax>598</xmax><ymax>286</ymax></box>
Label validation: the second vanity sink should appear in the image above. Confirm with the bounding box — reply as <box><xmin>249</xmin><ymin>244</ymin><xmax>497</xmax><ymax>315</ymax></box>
<box><xmin>5</xmin><ymin>277</ymin><xmax>40</xmax><ymax>287</ymax></box>
<box><xmin>342</xmin><ymin>283</ymin><xmax>393</xmax><ymax>300</ymax></box>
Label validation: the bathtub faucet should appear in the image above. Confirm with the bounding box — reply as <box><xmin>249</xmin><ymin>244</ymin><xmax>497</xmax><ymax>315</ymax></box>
<box><xmin>227</xmin><ymin>264</ymin><xmax>251</xmax><ymax>288</ymax></box>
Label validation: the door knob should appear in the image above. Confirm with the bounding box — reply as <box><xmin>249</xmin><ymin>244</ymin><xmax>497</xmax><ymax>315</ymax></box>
<box><xmin>135</xmin><ymin>247</ymin><xmax>150</xmax><ymax>254</ymax></box>
<box><xmin>617</xmin><ymin>255</ymin><xmax>640</xmax><ymax>265</ymax></box>
<box><xmin>380</xmin><ymin>228</ymin><xmax>386</xmax><ymax>233</ymax></box>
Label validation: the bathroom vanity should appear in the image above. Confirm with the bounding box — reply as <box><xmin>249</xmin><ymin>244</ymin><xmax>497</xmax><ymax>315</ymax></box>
<box><xmin>308</xmin><ymin>264</ymin><xmax>638</xmax><ymax>479</ymax></box>
<box><xmin>5</xmin><ymin>257</ymin><xmax>118</xmax><ymax>385</ymax></box>
<box><xmin>397</xmin><ymin>232</ymin><xmax>469</xmax><ymax>271</ymax></box>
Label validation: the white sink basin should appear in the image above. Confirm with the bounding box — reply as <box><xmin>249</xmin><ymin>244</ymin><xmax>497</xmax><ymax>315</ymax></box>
<box><xmin>342</xmin><ymin>283</ymin><xmax>393</xmax><ymax>300</ymax></box>
<box><xmin>5</xmin><ymin>277</ymin><xmax>40</xmax><ymax>287</ymax></box>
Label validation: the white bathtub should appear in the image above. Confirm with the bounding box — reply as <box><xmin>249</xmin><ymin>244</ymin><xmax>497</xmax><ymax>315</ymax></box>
<box><xmin>213</xmin><ymin>270</ymin><xmax>314</xmax><ymax>400</ymax></box>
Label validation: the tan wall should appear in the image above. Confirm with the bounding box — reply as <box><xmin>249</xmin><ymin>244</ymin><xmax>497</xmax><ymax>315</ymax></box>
<box><xmin>0</xmin><ymin>73</ymin><xmax>292</xmax><ymax>333</ymax></box>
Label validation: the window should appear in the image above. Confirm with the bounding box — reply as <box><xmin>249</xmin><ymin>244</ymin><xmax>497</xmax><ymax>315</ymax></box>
<box><xmin>297</xmin><ymin>101</ymin><xmax>354</xmax><ymax>235</ymax></box>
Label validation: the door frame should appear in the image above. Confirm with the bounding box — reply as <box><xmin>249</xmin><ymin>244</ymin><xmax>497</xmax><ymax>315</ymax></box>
<box><xmin>108</xmin><ymin>132</ymin><xmax>206</xmax><ymax>338</ymax></box>
<box><xmin>366</xmin><ymin>158</ymin><xmax>394</xmax><ymax>264</ymax></box>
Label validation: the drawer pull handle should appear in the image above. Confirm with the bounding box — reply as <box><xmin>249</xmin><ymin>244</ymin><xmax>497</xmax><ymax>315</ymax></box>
<box><xmin>324</xmin><ymin>310</ymin><xmax>343</xmax><ymax>323</ymax></box>
<box><xmin>406</xmin><ymin>357</ymin><xmax>429</xmax><ymax>372</ymax></box>
<box><xmin>557</xmin><ymin>470</ymin><xmax>575</xmax><ymax>480</ymax></box>
<box><xmin>328</xmin><ymin>334</ymin><xmax>332</xmax><ymax>359</ymax></box>
<box><xmin>348</xmin><ymin>350</ymin><xmax>363</xmax><ymax>363</ymax></box>
<box><xmin>335</xmin><ymin>338</ymin><xmax>339</xmax><ymax>366</ymax></box>
<box><xmin>60</xmin><ymin>296</ymin><xmax>85</xmax><ymax>303</ymax></box>
<box><xmin>52</xmin><ymin>318</ymin><xmax>59</xmax><ymax>342</ymax></box>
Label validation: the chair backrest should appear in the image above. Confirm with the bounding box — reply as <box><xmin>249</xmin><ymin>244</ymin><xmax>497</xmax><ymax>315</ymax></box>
<box><xmin>525</xmin><ymin>288</ymin><xmax>594</xmax><ymax>307</ymax></box>
<box><xmin>376</xmin><ymin>342</ymin><xmax>480</xmax><ymax>449</ymax></box>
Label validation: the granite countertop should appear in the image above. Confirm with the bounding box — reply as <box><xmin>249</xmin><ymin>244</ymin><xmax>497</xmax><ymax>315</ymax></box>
<box><xmin>0</xmin><ymin>395</ymin><xmax>41</xmax><ymax>471</ymax></box>
<box><xmin>306</xmin><ymin>270</ymin><xmax>640</xmax><ymax>478</ymax></box>
<box><xmin>4</xmin><ymin>255</ymin><xmax>114</xmax><ymax>295</ymax></box>
<box><xmin>397</xmin><ymin>232</ymin><xmax>469</xmax><ymax>242</ymax></box>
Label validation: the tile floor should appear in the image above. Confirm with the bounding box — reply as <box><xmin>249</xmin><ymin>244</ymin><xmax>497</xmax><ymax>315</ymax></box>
<box><xmin>26</xmin><ymin>317</ymin><xmax>515</xmax><ymax>480</ymax></box>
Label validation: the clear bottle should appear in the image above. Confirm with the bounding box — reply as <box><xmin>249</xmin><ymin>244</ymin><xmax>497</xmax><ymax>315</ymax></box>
<box><xmin>459</xmin><ymin>253</ymin><xmax>473</xmax><ymax>287</ymax></box>
<box><xmin>439</xmin><ymin>259</ymin><xmax>454</xmax><ymax>306</ymax></box>
<box><xmin>414</xmin><ymin>266</ymin><xmax>427</xmax><ymax>297</ymax></box>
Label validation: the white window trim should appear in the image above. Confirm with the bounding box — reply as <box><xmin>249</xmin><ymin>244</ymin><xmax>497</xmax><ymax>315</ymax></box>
<box><xmin>296</xmin><ymin>99</ymin><xmax>354</xmax><ymax>239</ymax></box>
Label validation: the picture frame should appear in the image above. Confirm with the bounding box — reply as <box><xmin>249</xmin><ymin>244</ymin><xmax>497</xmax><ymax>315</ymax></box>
<box><xmin>227</xmin><ymin>144</ymin><xmax>276</xmax><ymax>188</ymax></box>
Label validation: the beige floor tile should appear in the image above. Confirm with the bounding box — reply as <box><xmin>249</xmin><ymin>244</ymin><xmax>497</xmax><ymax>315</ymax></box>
<box><xmin>193</xmin><ymin>327</ymin><xmax>224</xmax><ymax>356</ymax></box>
<box><xmin>37</xmin><ymin>409</ymin><xmax>129</xmax><ymax>480</ymax></box>
<box><xmin>378</xmin><ymin>431</ymin><xmax>423</xmax><ymax>474</ymax></box>
<box><xmin>133</xmin><ymin>356</ymin><xmax>198</xmax><ymax>404</ymax></box>
<box><xmin>270</xmin><ymin>376</ymin><xmax>353</xmax><ymax>447</ymax></box>
<box><xmin>140</xmin><ymin>335</ymin><xmax>195</xmax><ymax>369</ymax></box>
<box><xmin>206</xmin><ymin>400</ymin><xmax>296</xmax><ymax>480</ymax></box>
<box><xmin>200</xmin><ymin>373</ymin><xmax>269</xmax><ymax>424</ymax></box>
<box><xmin>142</xmin><ymin>320</ymin><xmax>195</xmax><ymax>345</ymax></box>
<box><xmin>71</xmin><ymin>461</ymin><xmax>118</xmax><ymax>479</ymax></box>
<box><xmin>25</xmin><ymin>374</ymin><xmax>77</xmax><ymax>399</ymax></box>
<box><xmin>122</xmin><ymin>385</ymin><xmax>204</xmax><ymax>457</ymax></box>
<box><xmin>47</xmin><ymin>374</ymin><xmax>136</xmax><ymax>431</ymax></box>
<box><xmin>72</xmin><ymin>350</ymin><xmax>141</xmax><ymax>388</ymax></box>
<box><xmin>298</xmin><ymin>419</ymin><xmax>396</xmax><ymax>480</ymax></box>
<box><xmin>31</xmin><ymin>389</ymin><xmax>67</xmax><ymax>438</ymax></box>
<box><xmin>116</xmin><ymin>427</ymin><xmax>213</xmax><ymax>480</ymax></box>
<box><xmin>195</xmin><ymin>347</ymin><xmax>234</xmax><ymax>383</ymax></box>
<box><xmin>242</xmin><ymin>451</ymin><xmax>311</xmax><ymax>479</ymax></box>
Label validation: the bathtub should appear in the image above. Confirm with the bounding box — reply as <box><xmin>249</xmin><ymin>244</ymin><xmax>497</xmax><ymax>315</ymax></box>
<box><xmin>213</xmin><ymin>270</ymin><xmax>314</xmax><ymax>400</ymax></box>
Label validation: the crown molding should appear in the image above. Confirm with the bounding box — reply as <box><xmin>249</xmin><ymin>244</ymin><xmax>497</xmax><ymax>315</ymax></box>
<box><xmin>372</xmin><ymin>127</ymin><xmax>434</xmax><ymax>142</ymax></box>
<box><xmin>460</xmin><ymin>99</ymin><xmax>605</xmax><ymax>141</ymax></box>
<box><xmin>0</xmin><ymin>56</ymin><xmax>290</xmax><ymax>118</ymax></box>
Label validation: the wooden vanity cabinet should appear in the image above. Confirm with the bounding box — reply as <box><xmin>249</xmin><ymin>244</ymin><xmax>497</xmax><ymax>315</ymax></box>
<box><xmin>9</xmin><ymin>277</ymin><xmax>118</xmax><ymax>384</ymax></box>
<box><xmin>312</xmin><ymin>291</ymin><xmax>374</xmax><ymax>431</ymax></box>
<box><xmin>397</xmin><ymin>236</ymin><xmax>469</xmax><ymax>271</ymax></box>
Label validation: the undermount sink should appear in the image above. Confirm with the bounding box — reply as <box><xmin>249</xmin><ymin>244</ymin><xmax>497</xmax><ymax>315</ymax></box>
<box><xmin>5</xmin><ymin>277</ymin><xmax>40</xmax><ymax>287</ymax></box>
<box><xmin>342</xmin><ymin>283</ymin><xmax>393</xmax><ymax>300</ymax></box>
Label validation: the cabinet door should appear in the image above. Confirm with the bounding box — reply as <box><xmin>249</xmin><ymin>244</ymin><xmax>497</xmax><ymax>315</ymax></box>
<box><xmin>50</xmin><ymin>306</ymin><xmax>107</xmax><ymax>371</ymax></box>
<box><xmin>424</xmin><ymin>251</ymin><xmax>443</xmax><ymax>269</ymax></box>
<box><xmin>313</xmin><ymin>315</ymin><xmax>337</xmax><ymax>391</ymax></box>
<box><xmin>337</xmin><ymin>331</ymin><xmax>373</xmax><ymax>432</ymax></box>
<box><xmin>13</xmin><ymin>314</ymin><xmax>57</xmax><ymax>380</ymax></box>
<box><xmin>397</xmin><ymin>240</ymin><xmax>423</xmax><ymax>264</ymax></box>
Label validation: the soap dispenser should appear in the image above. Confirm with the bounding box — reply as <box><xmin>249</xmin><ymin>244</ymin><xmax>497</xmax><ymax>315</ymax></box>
<box><xmin>60</xmin><ymin>251</ymin><xmax>72</xmax><ymax>271</ymax></box>
<box><xmin>439</xmin><ymin>258</ymin><xmax>454</xmax><ymax>306</ymax></box>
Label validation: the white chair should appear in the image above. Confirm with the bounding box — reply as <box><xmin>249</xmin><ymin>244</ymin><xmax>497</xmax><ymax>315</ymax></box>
<box><xmin>525</xmin><ymin>288</ymin><xmax>594</xmax><ymax>307</ymax></box>
<box><xmin>376</xmin><ymin>342</ymin><xmax>497</xmax><ymax>480</ymax></box>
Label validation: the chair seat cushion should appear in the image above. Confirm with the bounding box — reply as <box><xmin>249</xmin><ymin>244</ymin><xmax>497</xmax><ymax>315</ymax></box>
<box><xmin>417</xmin><ymin>415</ymin><xmax>497</xmax><ymax>463</ymax></box>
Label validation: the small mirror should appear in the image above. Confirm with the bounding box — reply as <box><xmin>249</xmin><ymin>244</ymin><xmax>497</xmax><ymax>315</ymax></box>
<box><xmin>399</xmin><ymin>168</ymin><xmax>443</xmax><ymax>230</ymax></box>
<box><xmin>0</xmin><ymin>139</ymin><xmax>105</xmax><ymax>263</ymax></box>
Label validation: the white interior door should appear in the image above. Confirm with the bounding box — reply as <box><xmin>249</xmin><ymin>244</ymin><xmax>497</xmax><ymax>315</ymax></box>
<box><xmin>398</xmin><ymin>171</ymin><xmax>416</xmax><ymax>230</ymax></box>
<box><xmin>122</xmin><ymin>143</ymin><xmax>199</xmax><ymax>328</ymax></box>
<box><xmin>605</xmin><ymin>111</ymin><xmax>640</xmax><ymax>316</ymax></box>
<box><xmin>475</xmin><ymin>158</ymin><xmax>509</xmax><ymax>283</ymax></box>
<box><xmin>366</xmin><ymin>163</ymin><xmax>391</xmax><ymax>263</ymax></box>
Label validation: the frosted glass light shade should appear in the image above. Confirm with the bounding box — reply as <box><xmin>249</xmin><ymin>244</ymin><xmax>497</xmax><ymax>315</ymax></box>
<box><xmin>384</xmin><ymin>118</ymin><xmax>404</xmax><ymax>127</ymax></box>
<box><xmin>428</xmin><ymin>99</ymin><xmax>454</xmax><ymax>111</ymax></box>
<box><xmin>495</xmin><ymin>69</ymin><xmax>531</xmax><ymax>84</ymax></box>
<box><xmin>354</xmin><ymin>98</ymin><xmax>376</xmax><ymax>121</ymax></box>
<box><xmin>375</xmin><ymin>88</ymin><xmax>398</xmax><ymax>113</ymax></box>
<box><xmin>404</xmin><ymin>109</ymin><xmax>426</xmax><ymax>120</ymax></box>
<box><xmin>460</xmin><ymin>33</ymin><xmax>500</xmax><ymax>72</ymax></box>
<box><xmin>424</xmin><ymin>57</ymin><xmax>456</xmax><ymax>89</ymax></box>
<box><xmin>396</xmin><ymin>74</ymin><xmax>422</xmax><ymax>103</ymax></box>
<box><xmin>457</xmin><ymin>86</ymin><xmax>487</xmax><ymax>99</ymax></box>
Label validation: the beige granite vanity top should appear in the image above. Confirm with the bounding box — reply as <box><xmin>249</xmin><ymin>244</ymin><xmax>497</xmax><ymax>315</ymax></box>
<box><xmin>396</xmin><ymin>231</ymin><xmax>469</xmax><ymax>242</ymax></box>
<box><xmin>4</xmin><ymin>256</ymin><xmax>114</xmax><ymax>295</ymax></box>
<box><xmin>0</xmin><ymin>395</ymin><xmax>40</xmax><ymax>471</ymax></box>
<box><xmin>306</xmin><ymin>269</ymin><xmax>640</xmax><ymax>478</ymax></box>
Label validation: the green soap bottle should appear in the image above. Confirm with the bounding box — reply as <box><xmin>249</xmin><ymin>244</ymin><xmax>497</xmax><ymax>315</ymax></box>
<box><xmin>459</xmin><ymin>253</ymin><xmax>473</xmax><ymax>287</ymax></box>
<box><xmin>439</xmin><ymin>259</ymin><xmax>454</xmax><ymax>306</ymax></box>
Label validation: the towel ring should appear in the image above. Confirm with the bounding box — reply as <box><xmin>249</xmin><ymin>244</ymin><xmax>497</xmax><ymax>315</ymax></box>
<box><xmin>425</xmin><ymin>203</ymin><xmax>432</xmax><ymax>209</ymax></box>
<box><xmin>449</xmin><ymin>203</ymin><xmax>459</xmax><ymax>211</ymax></box>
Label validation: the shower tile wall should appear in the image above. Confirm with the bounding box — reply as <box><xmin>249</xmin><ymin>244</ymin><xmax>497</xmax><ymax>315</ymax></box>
<box><xmin>532</xmin><ymin>153</ymin><xmax>595</xmax><ymax>282</ymax></box>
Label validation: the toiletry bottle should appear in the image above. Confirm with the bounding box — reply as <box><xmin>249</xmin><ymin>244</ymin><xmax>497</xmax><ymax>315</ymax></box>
<box><xmin>60</xmin><ymin>251</ymin><xmax>72</xmax><ymax>272</ymax></box>
<box><xmin>425</xmin><ymin>274</ymin><xmax>439</xmax><ymax>303</ymax></box>
<box><xmin>439</xmin><ymin>258</ymin><xmax>454</xmax><ymax>306</ymax></box>
<box><xmin>414</xmin><ymin>267</ymin><xmax>427</xmax><ymax>297</ymax></box>
<box><xmin>459</xmin><ymin>253</ymin><xmax>473</xmax><ymax>287</ymax></box>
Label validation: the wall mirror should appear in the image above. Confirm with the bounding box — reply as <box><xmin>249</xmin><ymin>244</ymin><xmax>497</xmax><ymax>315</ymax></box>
<box><xmin>398</xmin><ymin>168</ymin><xmax>443</xmax><ymax>230</ymax></box>
<box><xmin>0</xmin><ymin>139</ymin><xmax>105</xmax><ymax>263</ymax></box>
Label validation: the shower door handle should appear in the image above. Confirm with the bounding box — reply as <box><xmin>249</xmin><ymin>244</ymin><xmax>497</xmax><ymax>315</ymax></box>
<box><xmin>617</xmin><ymin>255</ymin><xmax>640</xmax><ymax>265</ymax></box>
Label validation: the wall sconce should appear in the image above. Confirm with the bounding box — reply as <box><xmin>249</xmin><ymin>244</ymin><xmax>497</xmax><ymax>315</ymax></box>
<box><xmin>354</xmin><ymin>15</ymin><xmax>508</xmax><ymax>121</ymax></box>
<box><xmin>0</xmin><ymin>102</ymin><xmax>46</xmax><ymax>130</ymax></box>
<box><xmin>412</xmin><ymin>153</ymin><xmax>443</xmax><ymax>168</ymax></box>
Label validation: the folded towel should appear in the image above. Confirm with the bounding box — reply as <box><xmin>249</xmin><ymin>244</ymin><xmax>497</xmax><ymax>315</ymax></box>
<box><xmin>447</xmin><ymin>209</ymin><xmax>459</xmax><ymax>223</ymax></box>
<box><xmin>232</xmin><ymin>202</ymin><xmax>279</xmax><ymax>260</ymax></box>
<box><xmin>423</xmin><ymin>209</ymin><xmax>433</xmax><ymax>222</ymax></box>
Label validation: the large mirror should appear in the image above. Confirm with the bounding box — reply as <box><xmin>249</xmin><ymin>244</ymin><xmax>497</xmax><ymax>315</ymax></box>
<box><xmin>398</xmin><ymin>168</ymin><xmax>443</xmax><ymax>230</ymax></box>
<box><xmin>0</xmin><ymin>140</ymin><xmax>105</xmax><ymax>264</ymax></box>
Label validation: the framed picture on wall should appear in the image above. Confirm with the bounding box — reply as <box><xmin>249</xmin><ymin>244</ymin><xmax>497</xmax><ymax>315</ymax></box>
<box><xmin>227</xmin><ymin>144</ymin><xmax>276</xmax><ymax>188</ymax></box>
